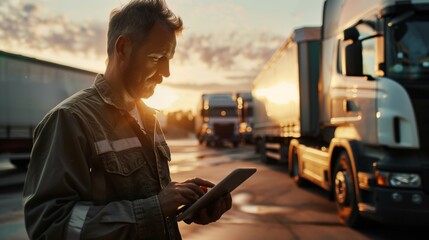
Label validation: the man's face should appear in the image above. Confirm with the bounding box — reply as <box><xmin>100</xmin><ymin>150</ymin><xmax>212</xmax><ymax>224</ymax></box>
<box><xmin>123</xmin><ymin>21</ymin><xmax>177</xmax><ymax>99</ymax></box>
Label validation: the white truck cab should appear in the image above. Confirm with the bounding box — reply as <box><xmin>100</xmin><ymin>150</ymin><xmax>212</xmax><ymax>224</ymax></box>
<box><xmin>195</xmin><ymin>93</ymin><xmax>241</xmax><ymax>147</ymax></box>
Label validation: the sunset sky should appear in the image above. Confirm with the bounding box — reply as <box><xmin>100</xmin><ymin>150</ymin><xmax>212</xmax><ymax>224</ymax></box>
<box><xmin>0</xmin><ymin>0</ymin><xmax>324</xmax><ymax>112</ymax></box>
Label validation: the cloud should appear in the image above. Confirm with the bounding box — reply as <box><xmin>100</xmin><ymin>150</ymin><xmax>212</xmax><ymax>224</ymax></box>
<box><xmin>0</xmin><ymin>1</ymin><xmax>106</xmax><ymax>58</ymax></box>
<box><xmin>176</xmin><ymin>31</ymin><xmax>283</xmax><ymax>72</ymax></box>
<box><xmin>172</xmin><ymin>31</ymin><xmax>283</xmax><ymax>87</ymax></box>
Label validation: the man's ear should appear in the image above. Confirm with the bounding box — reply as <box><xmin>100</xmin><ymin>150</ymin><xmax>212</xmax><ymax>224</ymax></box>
<box><xmin>114</xmin><ymin>35</ymin><xmax>132</xmax><ymax>61</ymax></box>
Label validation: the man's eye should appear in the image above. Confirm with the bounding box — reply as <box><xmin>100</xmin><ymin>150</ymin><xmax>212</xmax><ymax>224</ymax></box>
<box><xmin>151</xmin><ymin>57</ymin><xmax>162</xmax><ymax>62</ymax></box>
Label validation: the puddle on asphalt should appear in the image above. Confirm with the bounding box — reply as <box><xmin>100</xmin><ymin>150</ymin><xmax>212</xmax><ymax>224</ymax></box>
<box><xmin>167</xmin><ymin>139</ymin><xmax>199</xmax><ymax>147</ymax></box>
<box><xmin>171</xmin><ymin>152</ymin><xmax>199</xmax><ymax>162</ymax></box>
<box><xmin>233</xmin><ymin>192</ymin><xmax>295</xmax><ymax>215</ymax></box>
<box><xmin>232</xmin><ymin>192</ymin><xmax>253</xmax><ymax>205</ymax></box>
<box><xmin>239</xmin><ymin>205</ymin><xmax>295</xmax><ymax>215</ymax></box>
<box><xmin>169</xmin><ymin>165</ymin><xmax>198</xmax><ymax>174</ymax></box>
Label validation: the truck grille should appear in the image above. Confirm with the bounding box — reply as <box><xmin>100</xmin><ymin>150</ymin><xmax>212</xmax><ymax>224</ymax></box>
<box><xmin>213</xmin><ymin>123</ymin><xmax>234</xmax><ymax>139</ymax></box>
<box><xmin>423</xmin><ymin>167</ymin><xmax>429</xmax><ymax>195</ymax></box>
<box><xmin>411</xmin><ymin>100</ymin><xmax>429</xmax><ymax>149</ymax></box>
<box><xmin>403</xmin><ymin>83</ymin><xmax>429</xmax><ymax>149</ymax></box>
<box><xmin>401</xmin><ymin>83</ymin><xmax>429</xmax><ymax>195</ymax></box>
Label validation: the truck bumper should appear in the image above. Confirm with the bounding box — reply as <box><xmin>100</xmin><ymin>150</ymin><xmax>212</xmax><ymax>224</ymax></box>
<box><xmin>358</xmin><ymin>147</ymin><xmax>429</xmax><ymax>224</ymax></box>
<box><xmin>204</xmin><ymin>134</ymin><xmax>241</xmax><ymax>143</ymax></box>
<box><xmin>366</xmin><ymin>187</ymin><xmax>429</xmax><ymax>225</ymax></box>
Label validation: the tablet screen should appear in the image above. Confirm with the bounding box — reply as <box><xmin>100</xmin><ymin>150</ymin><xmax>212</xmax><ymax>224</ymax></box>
<box><xmin>176</xmin><ymin>168</ymin><xmax>257</xmax><ymax>221</ymax></box>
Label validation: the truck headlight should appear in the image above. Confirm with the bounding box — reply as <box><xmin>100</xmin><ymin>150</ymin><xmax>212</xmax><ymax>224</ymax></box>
<box><xmin>206</xmin><ymin>128</ymin><xmax>213</xmax><ymax>135</ymax></box>
<box><xmin>389</xmin><ymin>173</ymin><xmax>421</xmax><ymax>188</ymax></box>
<box><xmin>376</xmin><ymin>171</ymin><xmax>421</xmax><ymax>188</ymax></box>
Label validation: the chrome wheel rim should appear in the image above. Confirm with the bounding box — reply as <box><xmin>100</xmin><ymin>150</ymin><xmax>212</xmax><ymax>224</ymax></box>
<box><xmin>335</xmin><ymin>171</ymin><xmax>348</xmax><ymax>205</ymax></box>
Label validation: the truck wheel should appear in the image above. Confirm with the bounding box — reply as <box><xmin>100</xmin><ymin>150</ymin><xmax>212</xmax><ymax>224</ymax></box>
<box><xmin>334</xmin><ymin>151</ymin><xmax>362</xmax><ymax>227</ymax></box>
<box><xmin>232</xmin><ymin>141</ymin><xmax>239</xmax><ymax>148</ymax></box>
<box><xmin>291</xmin><ymin>147</ymin><xmax>306</xmax><ymax>187</ymax></box>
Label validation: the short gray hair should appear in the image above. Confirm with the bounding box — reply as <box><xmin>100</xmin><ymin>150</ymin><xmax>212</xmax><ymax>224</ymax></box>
<box><xmin>107</xmin><ymin>0</ymin><xmax>183</xmax><ymax>57</ymax></box>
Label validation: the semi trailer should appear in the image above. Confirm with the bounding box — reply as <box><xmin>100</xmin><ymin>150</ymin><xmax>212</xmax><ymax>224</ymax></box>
<box><xmin>0</xmin><ymin>51</ymin><xmax>96</xmax><ymax>169</ymax></box>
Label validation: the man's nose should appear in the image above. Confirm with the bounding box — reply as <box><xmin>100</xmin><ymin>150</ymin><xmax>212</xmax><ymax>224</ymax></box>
<box><xmin>159</xmin><ymin>59</ymin><xmax>170</xmax><ymax>78</ymax></box>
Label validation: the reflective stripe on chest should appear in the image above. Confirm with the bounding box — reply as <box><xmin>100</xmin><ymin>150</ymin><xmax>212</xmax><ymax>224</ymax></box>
<box><xmin>94</xmin><ymin>137</ymin><xmax>142</xmax><ymax>155</ymax></box>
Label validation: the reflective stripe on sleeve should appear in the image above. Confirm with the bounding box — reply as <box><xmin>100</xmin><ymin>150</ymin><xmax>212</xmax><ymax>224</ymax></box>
<box><xmin>94</xmin><ymin>137</ymin><xmax>142</xmax><ymax>155</ymax></box>
<box><xmin>66</xmin><ymin>202</ymin><xmax>92</xmax><ymax>240</ymax></box>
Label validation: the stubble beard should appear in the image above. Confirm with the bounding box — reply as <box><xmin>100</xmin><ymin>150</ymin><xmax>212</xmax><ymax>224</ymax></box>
<box><xmin>133</xmin><ymin>82</ymin><xmax>157</xmax><ymax>99</ymax></box>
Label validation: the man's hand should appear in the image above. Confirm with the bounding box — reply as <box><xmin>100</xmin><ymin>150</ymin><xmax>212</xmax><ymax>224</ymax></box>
<box><xmin>184</xmin><ymin>193</ymin><xmax>232</xmax><ymax>225</ymax></box>
<box><xmin>158</xmin><ymin>178</ymin><xmax>214</xmax><ymax>218</ymax></box>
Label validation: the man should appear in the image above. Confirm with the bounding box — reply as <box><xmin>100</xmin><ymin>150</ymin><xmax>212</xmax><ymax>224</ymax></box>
<box><xmin>23</xmin><ymin>0</ymin><xmax>232</xmax><ymax>239</ymax></box>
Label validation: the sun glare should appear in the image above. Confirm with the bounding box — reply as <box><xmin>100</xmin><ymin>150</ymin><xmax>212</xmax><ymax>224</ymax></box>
<box><xmin>143</xmin><ymin>86</ymin><xmax>179</xmax><ymax>111</ymax></box>
<box><xmin>254</xmin><ymin>82</ymin><xmax>299</xmax><ymax>104</ymax></box>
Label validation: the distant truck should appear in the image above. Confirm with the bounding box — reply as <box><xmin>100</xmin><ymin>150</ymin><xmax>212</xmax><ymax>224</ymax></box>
<box><xmin>253</xmin><ymin>0</ymin><xmax>429</xmax><ymax>227</ymax></box>
<box><xmin>236</xmin><ymin>92</ymin><xmax>254</xmax><ymax>144</ymax></box>
<box><xmin>0</xmin><ymin>51</ymin><xmax>95</xmax><ymax>169</ymax></box>
<box><xmin>195</xmin><ymin>93</ymin><xmax>240</xmax><ymax>147</ymax></box>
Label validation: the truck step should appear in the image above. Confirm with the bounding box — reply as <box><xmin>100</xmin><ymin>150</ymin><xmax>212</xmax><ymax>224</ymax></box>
<box><xmin>266</xmin><ymin>143</ymin><xmax>281</xmax><ymax>150</ymax></box>
<box><xmin>266</xmin><ymin>151</ymin><xmax>281</xmax><ymax>160</ymax></box>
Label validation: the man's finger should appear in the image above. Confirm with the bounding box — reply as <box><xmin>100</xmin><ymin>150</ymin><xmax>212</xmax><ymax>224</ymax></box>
<box><xmin>181</xmin><ymin>182</ymin><xmax>206</xmax><ymax>197</ymax></box>
<box><xmin>185</xmin><ymin>178</ymin><xmax>215</xmax><ymax>188</ymax></box>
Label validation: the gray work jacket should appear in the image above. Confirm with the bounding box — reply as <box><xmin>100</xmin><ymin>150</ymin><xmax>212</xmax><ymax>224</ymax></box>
<box><xmin>23</xmin><ymin>74</ymin><xmax>181</xmax><ymax>240</ymax></box>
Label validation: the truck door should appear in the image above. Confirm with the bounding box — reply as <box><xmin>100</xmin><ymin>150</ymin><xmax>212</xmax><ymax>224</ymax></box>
<box><xmin>336</xmin><ymin>18</ymin><xmax>381</xmax><ymax>144</ymax></box>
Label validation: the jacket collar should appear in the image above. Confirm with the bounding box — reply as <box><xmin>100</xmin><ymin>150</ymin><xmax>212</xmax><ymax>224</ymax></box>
<box><xmin>94</xmin><ymin>74</ymin><xmax>157</xmax><ymax>115</ymax></box>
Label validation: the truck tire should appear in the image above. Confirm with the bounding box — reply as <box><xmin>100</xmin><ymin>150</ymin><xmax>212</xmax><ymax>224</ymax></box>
<box><xmin>333</xmin><ymin>151</ymin><xmax>362</xmax><ymax>227</ymax></box>
<box><xmin>291</xmin><ymin>147</ymin><xmax>306</xmax><ymax>187</ymax></box>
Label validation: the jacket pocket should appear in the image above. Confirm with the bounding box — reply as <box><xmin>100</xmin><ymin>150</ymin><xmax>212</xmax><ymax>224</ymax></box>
<box><xmin>102</xmin><ymin>150</ymin><xmax>146</xmax><ymax>176</ymax></box>
<box><xmin>100</xmin><ymin>149</ymin><xmax>158</xmax><ymax>200</ymax></box>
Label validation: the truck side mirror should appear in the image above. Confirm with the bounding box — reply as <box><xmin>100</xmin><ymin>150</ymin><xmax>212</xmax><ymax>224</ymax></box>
<box><xmin>345</xmin><ymin>41</ymin><xmax>363</xmax><ymax>76</ymax></box>
<box><xmin>344</xmin><ymin>27</ymin><xmax>359</xmax><ymax>41</ymax></box>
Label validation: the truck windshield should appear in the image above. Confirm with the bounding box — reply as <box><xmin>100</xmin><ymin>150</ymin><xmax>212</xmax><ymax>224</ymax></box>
<box><xmin>207</xmin><ymin>107</ymin><xmax>238</xmax><ymax>117</ymax></box>
<box><xmin>386</xmin><ymin>12</ymin><xmax>429</xmax><ymax>80</ymax></box>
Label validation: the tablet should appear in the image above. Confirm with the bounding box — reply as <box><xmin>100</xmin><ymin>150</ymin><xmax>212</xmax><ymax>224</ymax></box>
<box><xmin>176</xmin><ymin>168</ymin><xmax>257</xmax><ymax>221</ymax></box>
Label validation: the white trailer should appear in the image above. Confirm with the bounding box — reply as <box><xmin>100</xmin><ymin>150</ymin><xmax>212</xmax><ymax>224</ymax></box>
<box><xmin>195</xmin><ymin>93</ymin><xmax>240</xmax><ymax>147</ymax></box>
<box><xmin>0</xmin><ymin>51</ymin><xmax>96</xmax><ymax>169</ymax></box>
<box><xmin>253</xmin><ymin>27</ymin><xmax>321</xmax><ymax>162</ymax></box>
<box><xmin>253</xmin><ymin>0</ymin><xmax>429</xmax><ymax>227</ymax></box>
